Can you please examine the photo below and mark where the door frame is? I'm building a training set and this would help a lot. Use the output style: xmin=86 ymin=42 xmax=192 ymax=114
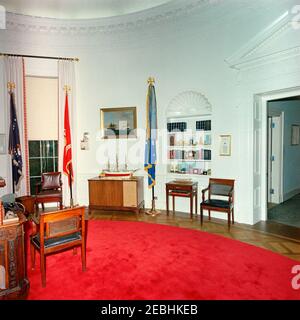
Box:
xmin=254 ymin=86 xmax=300 ymax=222
xmin=267 ymin=113 xmax=284 ymax=205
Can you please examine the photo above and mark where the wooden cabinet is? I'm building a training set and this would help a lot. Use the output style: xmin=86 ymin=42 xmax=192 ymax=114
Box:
xmin=0 ymin=217 xmax=30 ymax=300
xmin=88 ymin=176 xmax=144 ymax=214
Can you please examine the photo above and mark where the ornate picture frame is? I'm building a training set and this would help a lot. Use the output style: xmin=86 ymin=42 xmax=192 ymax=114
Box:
xmin=100 ymin=107 xmax=137 ymax=139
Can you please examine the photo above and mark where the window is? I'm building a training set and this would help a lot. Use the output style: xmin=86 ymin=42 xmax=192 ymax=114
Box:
xmin=26 ymin=76 xmax=58 ymax=195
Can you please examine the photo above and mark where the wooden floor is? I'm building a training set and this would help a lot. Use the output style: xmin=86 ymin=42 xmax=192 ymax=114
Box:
xmin=88 ymin=209 xmax=300 ymax=262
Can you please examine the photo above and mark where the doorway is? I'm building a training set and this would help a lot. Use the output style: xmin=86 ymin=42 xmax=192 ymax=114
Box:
xmin=266 ymin=96 xmax=300 ymax=228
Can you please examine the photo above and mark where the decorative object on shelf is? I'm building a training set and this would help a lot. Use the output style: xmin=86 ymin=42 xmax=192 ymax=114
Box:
xmin=100 ymin=107 xmax=137 ymax=139
xmin=0 ymin=134 xmax=6 ymax=155
xmin=80 ymin=132 xmax=89 ymax=150
xmin=219 ymin=135 xmax=231 ymax=156
xmin=144 ymin=77 xmax=160 ymax=216
xmin=291 ymin=124 xmax=300 ymax=145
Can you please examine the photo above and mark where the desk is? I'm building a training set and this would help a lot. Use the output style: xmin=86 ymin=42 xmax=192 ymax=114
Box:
xmin=166 ymin=181 xmax=198 ymax=218
xmin=0 ymin=213 xmax=29 ymax=300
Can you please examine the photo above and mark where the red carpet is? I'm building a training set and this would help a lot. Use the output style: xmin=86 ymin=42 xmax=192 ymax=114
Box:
xmin=26 ymin=220 xmax=300 ymax=300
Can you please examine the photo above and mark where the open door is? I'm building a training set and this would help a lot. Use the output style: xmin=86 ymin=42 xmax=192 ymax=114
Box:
xmin=253 ymin=95 xmax=267 ymax=222
xmin=267 ymin=115 xmax=283 ymax=205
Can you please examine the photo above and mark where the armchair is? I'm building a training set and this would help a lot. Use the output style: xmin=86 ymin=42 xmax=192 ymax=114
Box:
xmin=200 ymin=178 xmax=235 ymax=229
xmin=35 ymin=172 xmax=63 ymax=211
xmin=30 ymin=206 xmax=86 ymax=287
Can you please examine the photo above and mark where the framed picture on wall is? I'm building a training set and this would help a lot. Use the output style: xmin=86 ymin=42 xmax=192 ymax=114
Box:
xmin=219 ymin=135 xmax=231 ymax=156
xmin=100 ymin=107 xmax=137 ymax=139
xmin=0 ymin=134 xmax=6 ymax=154
xmin=291 ymin=125 xmax=300 ymax=145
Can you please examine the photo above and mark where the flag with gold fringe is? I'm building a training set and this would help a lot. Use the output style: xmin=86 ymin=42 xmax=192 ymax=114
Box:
xmin=144 ymin=79 xmax=157 ymax=188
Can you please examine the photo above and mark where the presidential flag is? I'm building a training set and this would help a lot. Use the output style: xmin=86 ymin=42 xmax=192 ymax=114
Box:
xmin=63 ymin=92 xmax=73 ymax=186
xmin=8 ymin=92 xmax=23 ymax=189
xmin=144 ymin=82 xmax=157 ymax=188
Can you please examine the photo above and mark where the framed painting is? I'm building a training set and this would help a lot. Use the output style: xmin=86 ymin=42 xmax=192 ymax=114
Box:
xmin=291 ymin=124 xmax=300 ymax=145
xmin=100 ymin=107 xmax=137 ymax=139
xmin=219 ymin=134 xmax=231 ymax=156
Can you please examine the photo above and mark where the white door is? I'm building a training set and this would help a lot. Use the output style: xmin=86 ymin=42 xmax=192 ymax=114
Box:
xmin=268 ymin=115 xmax=283 ymax=204
xmin=253 ymin=95 xmax=266 ymax=223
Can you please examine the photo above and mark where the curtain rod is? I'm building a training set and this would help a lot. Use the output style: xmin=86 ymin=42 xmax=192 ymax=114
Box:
xmin=0 ymin=53 xmax=79 ymax=62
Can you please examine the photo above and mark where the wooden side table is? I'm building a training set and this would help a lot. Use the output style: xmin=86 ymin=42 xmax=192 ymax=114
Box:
xmin=166 ymin=181 xmax=198 ymax=218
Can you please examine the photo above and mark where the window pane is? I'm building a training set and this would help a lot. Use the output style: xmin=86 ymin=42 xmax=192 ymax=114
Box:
xmin=29 ymin=158 xmax=41 ymax=176
xmin=29 ymin=141 xmax=40 ymax=158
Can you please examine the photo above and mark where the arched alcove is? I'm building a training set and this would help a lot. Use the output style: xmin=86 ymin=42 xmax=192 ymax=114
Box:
xmin=166 ymin=91 xmax=212 ymax=118
xmin=166 ymin=90 xmax=212 ymax=177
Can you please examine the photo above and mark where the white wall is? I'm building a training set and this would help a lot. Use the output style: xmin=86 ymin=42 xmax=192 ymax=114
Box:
xmin=0 ymin=0 xmax=300 ymax=224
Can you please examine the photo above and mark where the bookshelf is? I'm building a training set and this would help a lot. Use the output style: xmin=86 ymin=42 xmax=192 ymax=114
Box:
xmin=167 ymin=115 xmax=212 ymax=176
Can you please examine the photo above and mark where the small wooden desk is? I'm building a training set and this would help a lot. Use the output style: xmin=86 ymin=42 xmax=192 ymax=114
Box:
xmin=166 ymin=181 xmax=198 ymax=218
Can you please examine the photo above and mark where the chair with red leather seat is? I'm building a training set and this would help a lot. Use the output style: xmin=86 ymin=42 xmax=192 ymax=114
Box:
xmin=35 ymin=172 xmax=63 ymax=211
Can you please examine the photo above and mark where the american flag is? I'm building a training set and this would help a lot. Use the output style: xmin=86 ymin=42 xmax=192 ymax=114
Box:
xmin=8 ymin=92 xmax=23 ymax=189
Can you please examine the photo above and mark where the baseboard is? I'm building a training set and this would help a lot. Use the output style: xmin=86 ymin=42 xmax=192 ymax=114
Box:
xmin=283 ymin=188 xmax=300 ymax=202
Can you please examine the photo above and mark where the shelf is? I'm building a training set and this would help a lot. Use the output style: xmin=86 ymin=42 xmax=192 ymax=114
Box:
xmin=168 ymin=145 xmax=211 ymax=149
xmin=168 ymin=159 xmax=211 ymax=162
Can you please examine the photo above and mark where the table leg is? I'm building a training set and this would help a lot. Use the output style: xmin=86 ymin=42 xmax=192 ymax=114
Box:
xmin=166 ymin=189 xmax=169 ymax=215
xmin=172 ymin=196 xmax=175 ymax=214
xmin=190 ymin=194 xmax=193 ymax=218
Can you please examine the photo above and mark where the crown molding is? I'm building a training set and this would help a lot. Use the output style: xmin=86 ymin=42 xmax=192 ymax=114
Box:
xmin=225 ymin=11 xmax=299 ymax=70
xmin=5 ymin=0 xmax=208 ymax=35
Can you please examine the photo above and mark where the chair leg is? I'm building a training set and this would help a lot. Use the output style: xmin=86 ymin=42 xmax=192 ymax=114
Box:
xmin=208 ymin=210 xmax=211 ymax=221
xmin=41 ymin=203 xmax=45 ymax=211
xmin=40 ymin=252 xmax=46 ymax=287
xmin=81 ymin=243 xmax=86 ymax=272
xmin=227 ymin=212 xmax=231 ymax=230
xmin=30 ymin=241 xmax=36 ymax=270
xmin=200 ymin=207 xmax=203 ymax=226
xmin=60 ymin=201 xmax=63 ymax=210
xmin=232 ymin=208 xmax=235 ymax=224
xmin=190 ymin=196 xmax=193 ymax=218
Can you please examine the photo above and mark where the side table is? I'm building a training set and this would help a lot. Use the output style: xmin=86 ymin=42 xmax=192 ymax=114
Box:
xmin=166 ymin=181 xmax=198 ymax=218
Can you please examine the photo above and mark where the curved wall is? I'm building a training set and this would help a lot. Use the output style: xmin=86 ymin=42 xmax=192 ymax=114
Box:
xmin=0 ymin=0 xmax=299 ymax=224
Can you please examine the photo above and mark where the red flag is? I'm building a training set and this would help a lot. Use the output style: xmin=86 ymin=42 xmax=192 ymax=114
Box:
xmin=63 ymin=93 xmax=73 ymax=186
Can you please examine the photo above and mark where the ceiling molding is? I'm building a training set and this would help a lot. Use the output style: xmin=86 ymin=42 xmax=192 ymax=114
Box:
xmin=225 ymin=11 xmax=299 ymax=70
xmin=4 ymin=0 xmax=208 ymax=35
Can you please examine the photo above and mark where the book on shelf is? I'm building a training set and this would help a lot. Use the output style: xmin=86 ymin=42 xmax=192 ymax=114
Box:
xmin=196 ymin=120 xmax=211 ymax=131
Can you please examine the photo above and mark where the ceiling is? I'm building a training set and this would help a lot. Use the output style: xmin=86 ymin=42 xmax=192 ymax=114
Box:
xmin=0 ymin=0 xmax=173 ymax=19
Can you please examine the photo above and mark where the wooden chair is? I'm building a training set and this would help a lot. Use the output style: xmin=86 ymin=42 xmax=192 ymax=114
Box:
xmin=200 ymin=178 xmax=235 ymax=229
xmin=35 ymin=172 xmax=63 ymax=211
xmin=30 ymin=206 xmax=86 ymax=287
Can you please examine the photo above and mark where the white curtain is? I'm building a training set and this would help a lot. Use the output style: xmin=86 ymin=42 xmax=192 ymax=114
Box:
xmin=3 ymin=56 xmax=28 ymax=196
xmin=58 ymin=60 xmax=77 ymax=207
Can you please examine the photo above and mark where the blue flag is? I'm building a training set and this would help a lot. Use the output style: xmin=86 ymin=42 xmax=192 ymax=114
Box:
xmin=144 ymin=83 xmax=157 ymax=188
xmin=8 ymin=92 xmax=23 ymax=189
